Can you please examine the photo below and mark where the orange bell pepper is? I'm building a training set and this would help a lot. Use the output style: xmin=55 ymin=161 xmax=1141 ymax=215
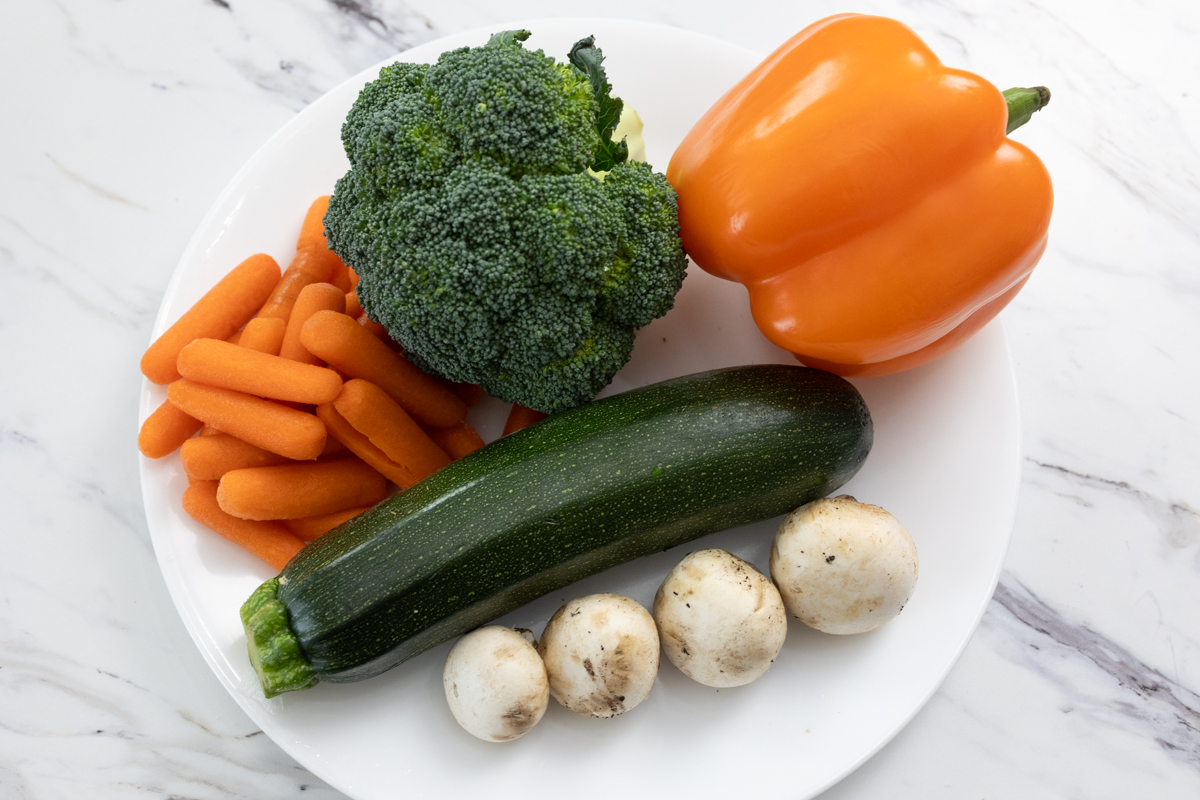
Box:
xmin=667 ymin=14 xmax=1053 ymax=376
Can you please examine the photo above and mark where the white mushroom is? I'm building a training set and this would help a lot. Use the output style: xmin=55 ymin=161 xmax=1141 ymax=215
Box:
xmin=538 ymin=593 xmax=659 ymax=718
xmin=442 ymin=626 xmax=549 ymax=742
xmin=770 ymin=495 xmax=919 ymax=635
xmin=653 ymin=548 xmax=787 ymax=688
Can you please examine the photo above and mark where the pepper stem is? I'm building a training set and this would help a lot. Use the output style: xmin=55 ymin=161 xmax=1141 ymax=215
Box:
xmin=1003 ymin=86 xmax=1051 ymax=134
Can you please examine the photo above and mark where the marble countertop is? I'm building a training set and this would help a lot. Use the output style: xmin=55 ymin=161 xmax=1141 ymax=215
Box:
xmin=3 ymin=0 xmax=1198 ymax=797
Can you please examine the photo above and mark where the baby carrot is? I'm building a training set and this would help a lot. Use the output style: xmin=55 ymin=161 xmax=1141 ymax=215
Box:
xmin=358 ymin=315 xmax=401 ymax=350
xmin=284 ymin=506 xmax=371 ymax=542
xmin=168 ymin=380 xmax=326 ymax=460
xmin=438 ymin=379 xmax=483 ymax=407
xmin=199 ymin=423 xmax=222 ymax=436
xmin=328 ymin=260 xmax=352 ymax=294
xmin=216 ymin=458 xmax=388 ymax=520
xmin=348 ymin=265 xmax=359 ymax=290
xmin=141 ymin=253 xmax=281 ymax=384
xmin=238 ymin=316 xmax=287 ymax=356
xmin=297 ymin=195 xmax=332 ymax=251
xmin=504 ymin=404 xmax=549 ymax=436
xmin=301 ymin=310 xmax=466 ymax=428
xmin=177 ymin=338 xmax=342 ymax=405
xmin=320 ymin=434 xmax=352 ymax=459
xmin=426 ymin=421 xmax=486 ymax=460
xmin=279 ymin=282 xmax=345 ymax=365
xmin=180 ymin=433 xmax=294 ymax=481
xmin=345 ymin=290 xmax=363 ymax=319
xmin=256 ymin=248 xmax=338 ymax=321
xmin=335 ymin=379 xmax=451 ymax=483
xmin=183 ymin=481 xmax=304 ymax=571
xmin=138 ymin=396 xmax=203 ymax=459
xmin=315 ymin=402 xmax=417 ymax=488
xmin=227 ymin=329 xmax=243 ymax=345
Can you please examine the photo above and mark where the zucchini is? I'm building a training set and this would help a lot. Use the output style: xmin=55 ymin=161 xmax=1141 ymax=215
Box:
xmin=241 ymin=365 xmax=872 ymax=696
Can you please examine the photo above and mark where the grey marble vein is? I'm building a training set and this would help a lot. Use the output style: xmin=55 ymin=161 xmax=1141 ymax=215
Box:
xmin=992 ymin=577 xmax=1200 ymax=768
xmin=1030 ymin=459 xmax=1200 ymax=552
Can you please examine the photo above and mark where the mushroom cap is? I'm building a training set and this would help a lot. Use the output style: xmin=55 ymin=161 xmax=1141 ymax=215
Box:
xmin=443 ymin=626 xmax=549 ymax=742
xmin=538 ymin=593 xmax=659 ymax=718
xmin=653 ymin=548 xmax=787 ymax=688
xmin=770 ymin=495 xmax=919 ymax=635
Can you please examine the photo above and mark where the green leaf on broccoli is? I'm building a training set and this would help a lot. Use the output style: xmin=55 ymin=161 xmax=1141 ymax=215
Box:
xmin=568 ymin=36 xmax=629 ymax=173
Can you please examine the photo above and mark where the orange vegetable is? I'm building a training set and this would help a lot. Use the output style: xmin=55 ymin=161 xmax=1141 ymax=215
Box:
xmin=177 ymin=338 xmax=343 ymax=405
xmin=279 ymin=282 xmax=346 ymax=365
xmin=666 ymin=14 xmax=1053 ymax=377
xmin=301 ymin=310 xmax=466 ymax=428
xmin=141 ymin=253 xmax=280 ymax=384
xmin=426 ymin=421 xmax=486 ymax=460
xmin=358 ymin=314 xmax=400 ymax=349
xmin=334 ymin=380 xmax=451 ymax=483
xmin=439 ymin=379 xmax=483 ymax=407
xmin=320 ymin=434 xmax=352 ymax=459
xmin=167 ymin=380 xmax=326 ymax=460
xmin=297 ymin=195 xmax=332 ymax=252
xmin=503 ymin=404 xmax=548 ymax=436
xmin=315 ymin=402 xmax=417 ymax=488
xmin=237 ymin=316 xmax=287 ymax=356
xmin=180 ymin=433 xmax=294 ymax=481
xmin=216 ymin=458 xmax=388 ymax=520
xmin=256 ymin=248 xmax=339 ymax=321
xmin=182 ymin=481 xmax=304 ymax=570
xmin=284 ymin=507 xmax=371 ymax=542
xmin=297 ymin=196 xmax=350 ymax=292
xmin=138 ymin=397 xmax=203 ymax=459
xmin=345 ymin=289 xmax=363 ymax=320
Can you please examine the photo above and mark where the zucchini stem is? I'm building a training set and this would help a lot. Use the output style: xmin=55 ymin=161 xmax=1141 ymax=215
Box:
xmin=241 ymin=578 xmax=318 ymax=697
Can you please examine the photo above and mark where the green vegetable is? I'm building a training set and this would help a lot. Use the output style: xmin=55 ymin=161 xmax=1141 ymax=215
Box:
xmin=324 ymin=30 xmax=688 ymax=413
xmin=241 ymin=365 xmax=873 ymax=697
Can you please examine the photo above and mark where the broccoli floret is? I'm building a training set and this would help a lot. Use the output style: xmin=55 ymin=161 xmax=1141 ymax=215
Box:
xmin=325 ymin=30 xmax=687 ymax=412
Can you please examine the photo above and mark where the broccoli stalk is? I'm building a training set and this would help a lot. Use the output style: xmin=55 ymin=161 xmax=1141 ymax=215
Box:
xmin=324 ymin=31 xmax=687 ymax=413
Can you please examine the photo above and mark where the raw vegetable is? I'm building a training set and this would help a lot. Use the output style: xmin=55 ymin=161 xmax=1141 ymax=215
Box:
xmin=300 ymin=310 xmax=467 ymax=428
xmin=216 ymin=457 xmax=388 ymax=521
xmin=667 ymin=13 xmax=1053 ymax=377
xmin=285 ymin=507 xmax=372 ymax=542
xmin=179 ymin=433 xmax=295 ymax=481
xmin=323 ymin=30 xmax=688 ymax=413
xmin=140 ymin=253 xmax=280 ymax=384
xmin=255 ymin=247 xmax=339 ymax=321
xmin=332 ymin=379 xmax=451 ymax=483
xmin=237 ymin=316 xmax=287 ymax=356
xmin=137 ymin=399 xmax=203 ymax=459
xmin=297 ymin=196 xmax=336 ymax=254
xmin=443 ymin=626 xmax=550 ymax=742
xmin=279 ymin=282 xmax=346 ymax=364
xmin=183 ymin=481 xmax=305 ymax=571
xmin=167 ymin=380 xmax=327 ymax=460
xmin=539 ymin=594 xmax=659 ymax=718
xmin=425 ymin=421 xmax=485 ymax=460
xmin=239 ymin=364 xmax=872 ymax=696
xmin=770 ymin=495 xmax=918 ymax=634
xmin=314 ymin=401 xmax=419 ymax=488
xmin=502 ymin=403 xmax=548 ymax=436
xmin=176 ymin=338 xmax=343 ymax=405
xmin=652 ymin=549 xmax=786 ymax=687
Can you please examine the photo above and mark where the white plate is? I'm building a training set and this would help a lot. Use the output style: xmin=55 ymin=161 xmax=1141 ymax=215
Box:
xmin=140 ymin=18 xmax=1020 ymax=800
